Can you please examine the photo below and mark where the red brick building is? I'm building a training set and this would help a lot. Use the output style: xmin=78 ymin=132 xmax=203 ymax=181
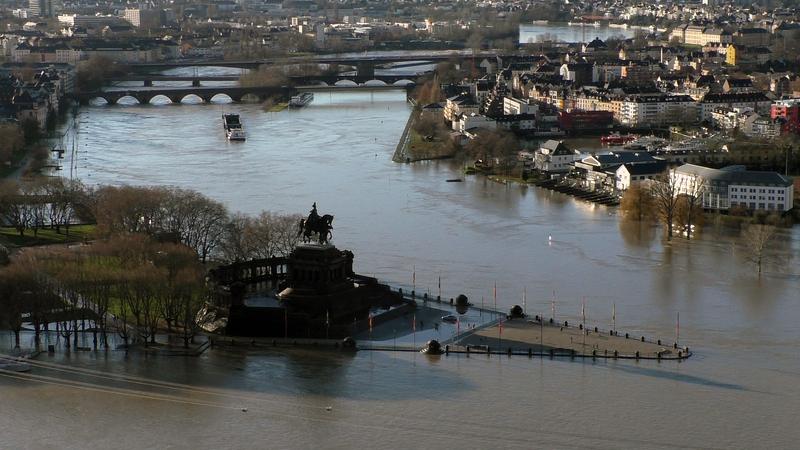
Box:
xmin=771 ymin=99 xmax=800 ymax=135
xmin=558 ymin=110 xmax=614 ymax=132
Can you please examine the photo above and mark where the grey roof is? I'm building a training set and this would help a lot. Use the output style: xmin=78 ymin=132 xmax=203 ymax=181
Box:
xmin=586 ymin=152 xmax=657 ymax=167
xmin=675 ymin=164 xmax=793 ymax=186
xmin=540 ymin=139 xmax=569 ymax=153
xmin=620 ymin=161 xmax=668 ymax=176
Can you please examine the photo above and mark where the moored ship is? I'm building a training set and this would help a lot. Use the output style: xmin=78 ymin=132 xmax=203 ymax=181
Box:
xmin=289 ymin=92 xmax=314 ymax=108
xmin=600 ymin=133 xmax=637 ymax=145
xmin=222 ymin=113 xmax=246 ymax=141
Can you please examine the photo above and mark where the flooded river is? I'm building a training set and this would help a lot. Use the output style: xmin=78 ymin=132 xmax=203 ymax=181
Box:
xmin=3 ymin=89 xmax=800 ymax=449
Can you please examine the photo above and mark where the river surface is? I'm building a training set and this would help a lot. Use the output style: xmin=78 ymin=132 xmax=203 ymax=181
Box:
xmin=519 ymin=23 xmax=637 ymax=44
xmin=3 ymin=89 xmax=800 ymax=449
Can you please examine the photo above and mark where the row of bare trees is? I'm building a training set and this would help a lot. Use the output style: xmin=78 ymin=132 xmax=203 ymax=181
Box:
xmin=0 ymin=178 xmax=87 ymax=237
xmin=0 ymin=183 xmax=306 ymax=350
xmin=0 ymin=235 xmax=207 ymax=350
xmin=90 ymin=185 xmax=302 ymax=263
xmin=0 ymin=181 xmax=303 ymax=263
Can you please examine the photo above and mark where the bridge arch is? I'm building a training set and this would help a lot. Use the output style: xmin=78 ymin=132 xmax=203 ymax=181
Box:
xmin=334 ymin=80 xmax=358 ymax=87
xmin=116 ymin=95 xmax=141 ymax=105
xmin=364 ymin=79 xmax=388 ymax=87
xmin=392 ymin=79 xmax=416 ymax=87
xmin=209 ymin=93 xmax=234 ymax=103
xmin=88 ymin=97 xmax=110 ymax=106
xmin=178 ymin=94 xmax=203 ymax=104
xmin=148 ymin=94 xmax=173 ymax=105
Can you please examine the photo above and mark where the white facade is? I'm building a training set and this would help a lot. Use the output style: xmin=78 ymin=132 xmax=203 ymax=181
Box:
xmin=534 ymin=140 xmax=580 ymax=173
xmin=620 ymin=95 xmax=698 ymax=127
xmin=727 ymin=184 xmax=793 ymax=211
xmin=672 ymin=164 xmax=794 ymax=212
xmin=454 ymin=113 xmax=496 ymax=132
xmin=503 ymin=97 xmax=536 ymax=115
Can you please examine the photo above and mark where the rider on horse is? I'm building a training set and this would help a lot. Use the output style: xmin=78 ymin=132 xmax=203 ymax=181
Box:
xmin=298 ymin=202 xmax=334 ymax=244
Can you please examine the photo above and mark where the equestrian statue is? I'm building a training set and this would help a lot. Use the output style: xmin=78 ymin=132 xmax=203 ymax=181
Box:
xmin=298 ymin=202 xmax=334 ymax=245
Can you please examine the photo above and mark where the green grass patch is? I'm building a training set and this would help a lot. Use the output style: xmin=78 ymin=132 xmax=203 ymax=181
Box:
xmin=0 ymin=224 xmax=96 ymax=247
xmin=407 ymin=130 xmax=453 ymax=161
xmin=267 ymin=102 xmax=288 ymax=112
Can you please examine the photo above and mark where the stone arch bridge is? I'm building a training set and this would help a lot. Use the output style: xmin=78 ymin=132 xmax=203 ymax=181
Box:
xmin=78 ymin=86 xmax=294 ymax=105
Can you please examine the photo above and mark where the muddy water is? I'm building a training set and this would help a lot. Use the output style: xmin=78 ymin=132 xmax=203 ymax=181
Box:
xmin=4 ymin=89 xmax=798 ymax=449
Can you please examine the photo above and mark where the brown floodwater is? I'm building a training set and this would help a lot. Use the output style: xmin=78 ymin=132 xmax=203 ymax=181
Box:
xmin=3 ymin=88 xmax=798 ymax=449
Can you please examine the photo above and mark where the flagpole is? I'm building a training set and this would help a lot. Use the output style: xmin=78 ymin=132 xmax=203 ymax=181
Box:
xmin=413 ymin=313 xmax=416 ymax=350
xmin=582 ymin=297 xmax=586 ymax=353
xmin=493 ymin=282 xmax=497 ymax=311
xmin=612 ymin=302 xmax=616 ymax=334
xmin=499 ymin=315 xmax=502 ymax=350
xmin=523 ymin=287 xmax=527 ymax=316
xmin=540 ymin=311 xmax=543 ymax=350
xmin=438 ymin=274 xmax=441 ymax=300
xmin=551 ymin=290 xmax=556 ymax=322
xmin=412 ymin=265 xmax=416 ymax=293
xmin=676 ymin=311 xmax=680 ymax=345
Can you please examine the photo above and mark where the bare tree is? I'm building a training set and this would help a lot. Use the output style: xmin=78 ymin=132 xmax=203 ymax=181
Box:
xmin=0 ymin=263 xmax=33 ymax=349
xmin=620 ymin=183 xmax=656 ymax=222
xmin=675 ymin=175 xmax=706 ymax=240
xmin=649 ymin=171 xmax=683 ymax=241
xmin=741 ymin=224 xmax=777 ymax=275
xmin=0 ymin=181 xmax=32 ymax=237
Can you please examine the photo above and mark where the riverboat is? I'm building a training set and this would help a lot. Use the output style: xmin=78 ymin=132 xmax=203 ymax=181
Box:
xmin=663 ymin=139 xmax=705 ymax=153
xmin=289 ymin=92 xmax=314 ymax=108
xmin=623 ymin=136 xmax=668 ymax=151
xmin=568 ymin=21 xmax=601 ymax=27
xmin=530 ymin=20 xmax=549 ymax=25
xmin=222 ymin=113 xmax=246 ymax=141
xmin=600 ymin=133 xmax=637 ymax=145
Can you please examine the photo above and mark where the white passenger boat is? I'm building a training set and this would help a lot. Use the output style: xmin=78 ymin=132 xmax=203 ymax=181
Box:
xmin=289 ymin=92 xmax=314 ymax=108
xmin=222 ymin=113 xmax=246 ymax=141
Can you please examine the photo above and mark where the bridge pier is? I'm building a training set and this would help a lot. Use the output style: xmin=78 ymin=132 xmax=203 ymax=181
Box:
xmin=144 ymin=79 xmax=153 ymax=87
xmin=356 ymin=61 xmax=375 ymax=79
xmin=192 ymin=79 xmax=201 ymax=87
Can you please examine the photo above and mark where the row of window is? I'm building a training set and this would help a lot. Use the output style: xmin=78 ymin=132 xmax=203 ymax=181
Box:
xmin=731 ymin=187 xmax=784 ymax=194
xmin=731 ymin=194 xmax=785 ymax=201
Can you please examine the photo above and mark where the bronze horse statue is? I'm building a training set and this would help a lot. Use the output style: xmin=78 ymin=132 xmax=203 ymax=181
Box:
xmin=298 ymin=213 xmax=334 ymax=245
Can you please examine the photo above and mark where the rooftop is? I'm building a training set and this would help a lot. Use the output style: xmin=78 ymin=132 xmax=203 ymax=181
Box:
xmin=675 ymin=164 xmax=793 ymax=187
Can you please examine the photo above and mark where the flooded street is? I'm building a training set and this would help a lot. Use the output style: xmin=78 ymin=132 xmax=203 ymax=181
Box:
xmin=4 ymin=89 xmax=800 ymax=449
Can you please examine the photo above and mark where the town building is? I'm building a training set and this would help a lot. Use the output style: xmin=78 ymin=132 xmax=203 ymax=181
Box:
xmin=533 ymin=140 xmax=581 ymax=173
xmin=672 ymin=164 xmax=794 ymax=212
xmin=443 ymin=93 xmax=479 ymax=124
xmin=575 ymin=152 xmax=660 ymax=190
xmin=503 ymin=97 xmax=536 ymax=115
xmin=614 ymin=161 xmax=668 ymax=191
xmin=453 ymin=113 xmax=495 ymax=132
xmin=619 ymin=94 xmax=698 ymax=127
xmin=771 ymin=99 xmax=800 ymax=135
xmin=700 ymin=92 xmax=772 ymax=121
